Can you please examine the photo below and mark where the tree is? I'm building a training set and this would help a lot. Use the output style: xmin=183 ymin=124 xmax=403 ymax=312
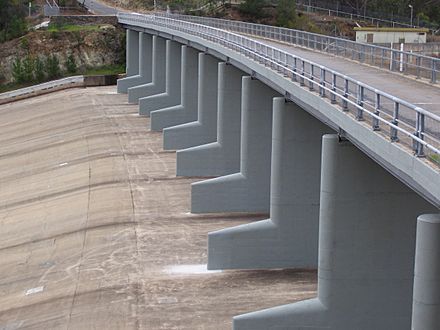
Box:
xmin=12 ymin=58 xmax=24 ymax=83
xmin=65 ymin=54 xmax=77 ymax=74
xmin=22 ymin=56 xmax=34 ymax=82
xmin=0 ymin=0 xmax=28 ymax=42
xmin=277 ymin=0 xmax=297 ymax=28
xmin=46 ymin=55 xmax=61 ymax=79
xmin=239 ymin=0 xmax=267 ymax=19
xmin=35 ymin=56 xmax=45 ymax=83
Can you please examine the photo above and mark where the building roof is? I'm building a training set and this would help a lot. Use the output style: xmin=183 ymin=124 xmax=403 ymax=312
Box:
xmin=353 ymin=27 xmax=429 ymax=33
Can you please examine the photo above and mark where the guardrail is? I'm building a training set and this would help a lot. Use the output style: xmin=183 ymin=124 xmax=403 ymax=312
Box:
xmin=156 ymin=13 xmax=440 ymax=85
xmin=119 ymin=12 xmax=440 ymax=164
xmin=0 ymin=76 xmax=84 ymax=104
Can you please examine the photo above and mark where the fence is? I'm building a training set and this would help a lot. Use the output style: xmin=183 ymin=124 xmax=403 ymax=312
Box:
xmin=118 ymin=13 xmax=440 ymax=164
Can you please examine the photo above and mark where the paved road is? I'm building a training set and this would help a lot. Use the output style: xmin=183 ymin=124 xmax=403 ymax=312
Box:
xmin=78 ymin=0 xmax=119 ymax=15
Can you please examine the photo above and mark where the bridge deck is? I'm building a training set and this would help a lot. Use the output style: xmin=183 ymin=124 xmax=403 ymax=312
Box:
xmin=256 ymin=38 xmax=440 ymax=115
xmin=0 ymin=87 xmax=315 ymax=329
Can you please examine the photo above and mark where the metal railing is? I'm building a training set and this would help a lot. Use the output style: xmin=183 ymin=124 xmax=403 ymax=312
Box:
xmin=0 ymin=76 xmax=84 ymax=104
xmin=118 ymin=13 xmax=440 ymax=164
xmin=156 ymin=13 xmax=440 ymax=85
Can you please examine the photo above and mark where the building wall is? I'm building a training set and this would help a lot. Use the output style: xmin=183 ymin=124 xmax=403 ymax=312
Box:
xmin=356 ymin=31 xmax=427 ymax=44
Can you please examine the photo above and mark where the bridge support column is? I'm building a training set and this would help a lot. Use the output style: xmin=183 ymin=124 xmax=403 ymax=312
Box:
xmin=233 ymin=134 xmax=434 ymax=330
xmin=150 ymin=46 xmax=199 ymax=131
xmin=139 ymin=40 xmax=181 ymax=116
xmin=191 ymin=77 xmax=279 ymax=214
xmin=162 ymin=53 xmax=220 ymax=150
xmin=175 ymin=63 xmax=246 ymax=177
xmin=412 ymin=213 xmax=440 ymax=330
xmin=208 ymin=98 xmax=332 ymax=270
xmin=117 ymin=29 xmax=142 ymax=93
xmin=127 ymin=36 xmax=166 ymax=104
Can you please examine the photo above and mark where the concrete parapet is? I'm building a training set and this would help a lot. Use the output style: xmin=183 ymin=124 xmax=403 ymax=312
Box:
xmin=412 ymin=213 xmax=440 ymax=330
xmin=117 ymin=29 xmax=142 ymax=93
xmin=139 ymin=40 xmax=181 ymax=116
xmin=208 ymin=98 xmax=332 ymax=270
xmin=127 ymin=36 xmax=166 ymax=104
xmin=175 ymin=63 xmax=247 ymax=177
xmin=233 ymin=134 xmax=435 ymax=330
xmin=163 ymin=53 xmax=220 ymax=150
xmin=150 ymin=46 xmax=199 ymax=131
xmin=191 ymin=77 xmax=279 ymax=214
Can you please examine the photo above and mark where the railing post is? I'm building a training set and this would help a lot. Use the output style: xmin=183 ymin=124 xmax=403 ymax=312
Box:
xmin=416 ymin=56 xmax=421 ymax=79
xmin=432 ymin=59 xmax=437 ymax=84
xmin=292 ymin=57 xmax=297 ymax=82
xmin=309 ymin=64 xmax=315 ymax=90
xmin=391 ymin=102 xmax=399 ymax=142
xmin=356 ymin=85 xmax=364 ymax=121
xmin=320 ymin=68 xmax=326 ymax=97
xmin=331 ymin=73 xmax=337 ymax=104
xmin=381 ymin=48 xmax=385 ymax=68
xmin=414 ymin=112 xmax=425 ymax=157
xmin=373 ymin=93 xmax=380 ymax=131
xmin=342 ymin=79 xmax=349 ymax=111
xmin=300 ymin=60 xmax=305 ymax=86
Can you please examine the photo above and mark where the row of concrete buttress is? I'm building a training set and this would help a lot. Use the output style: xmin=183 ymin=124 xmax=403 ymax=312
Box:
xmin=117 ymin=28 xmax=440 ymax=330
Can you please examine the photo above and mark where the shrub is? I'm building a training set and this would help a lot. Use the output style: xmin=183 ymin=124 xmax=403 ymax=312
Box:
xmin=46 ymin=55 xmax=61 ymax=79
xmin=12 ymin=58 xmax=24 ymax=83
xmin=35 ymin=56 xmax=46 ymax=82
xmin=65 ymin=54 xmax=77 ymax=74
xmin=239 ymin=0 xmax=266 ymax=19
xmin=22 ymin=56 xmax=35 ymax=82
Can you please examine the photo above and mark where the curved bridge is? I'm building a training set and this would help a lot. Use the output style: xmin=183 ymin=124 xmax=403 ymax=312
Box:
xmin=117 ymin=13 xmax=440 ymax=330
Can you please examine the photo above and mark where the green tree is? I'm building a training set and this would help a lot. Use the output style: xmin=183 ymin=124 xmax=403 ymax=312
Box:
xmin=239 ymin=0 xmax=267 ymax=19
xmin=277 ymin=0 xmax=297 ymax=28
xmin=65 ymin=54 xmax=77 ymax=74
xmin=12 ymin=57 xmax=24 ymax=83
xmin=46 ymin=55 xmax=61 ymax=79
xmin=0 ymin=0 xmax=28 ymax=42
xmin=22 ymin=56 xmax=34 ymax=82
xmin=35 ymin=56 xmax=45 ymax=83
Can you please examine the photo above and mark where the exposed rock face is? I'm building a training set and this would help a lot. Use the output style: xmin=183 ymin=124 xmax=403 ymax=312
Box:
xmin=0 ymin=25 xmax=125 ymax=84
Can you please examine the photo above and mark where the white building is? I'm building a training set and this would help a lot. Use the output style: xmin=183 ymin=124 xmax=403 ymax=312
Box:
xmin=354 ymin=27 xmax=429 ymax=44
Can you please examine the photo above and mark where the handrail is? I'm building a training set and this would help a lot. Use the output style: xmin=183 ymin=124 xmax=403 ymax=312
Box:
xmin=155 ymin=13 xmax=440 ymax=85
xmin=118 ymin=12 xmax=440 ymax=162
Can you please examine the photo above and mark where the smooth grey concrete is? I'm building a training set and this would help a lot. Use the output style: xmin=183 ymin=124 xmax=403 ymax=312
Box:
xmin=117 ymin=32 xmax=152 ymax=94
xmin=191 ymin=77 xmax=280 ymax=214
xmin=127 ymin=36 xmax=166 ymax=104
xmin=133 ymin=21 xmax=440 ymax=209
xmin=176 ymin=63 xmax=247 ymax=177
xmin=138 ymin=40 xmax=182 ymax=116
xmin=412 ymin=213 xmax=440 ymax=330
xmin=233 ymin=134 xmax=435 ymax=330
xmin=125 ymin=29 xmax=139 ymax=77
xmin=150 ymin=46 xmax=199 ymax=131
xmin=208 ymin=98 xmax=332 ymax=270
xmin=163 ymin=53 xmax=220 ymax=150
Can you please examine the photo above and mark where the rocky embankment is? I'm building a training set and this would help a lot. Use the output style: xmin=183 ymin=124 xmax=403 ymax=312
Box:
xmin=0 ymin=18 xmax=125 ymax=85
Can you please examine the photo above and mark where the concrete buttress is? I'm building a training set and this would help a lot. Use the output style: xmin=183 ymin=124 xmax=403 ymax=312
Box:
xmin=207 ymin=98 xmax=332 ymax=270
xmin=138 ymin=40 xmax=182 ymax=116
xmin=233 ymin=134 xmax=435 ymax=330
xmin=127 ymin=36 xmax=166 ymax=104
xmin=150 ymin=46 xmax=199 ymax=131
xmin=162 ymin=53 xmax=220 ymax=150
xmin=175 ymin=63 xmax=246 ymax=177
xmin=412 ymin=213 xmax=440 ymax=330
xmin=117 ymin=32 xmax=152 ymax=94
xmin=191 ymin=77 xmax=280 ymax=214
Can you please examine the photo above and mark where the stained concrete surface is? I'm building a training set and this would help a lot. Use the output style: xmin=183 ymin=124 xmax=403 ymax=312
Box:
xmin=0 ymin=86 xmax=316 ymax=329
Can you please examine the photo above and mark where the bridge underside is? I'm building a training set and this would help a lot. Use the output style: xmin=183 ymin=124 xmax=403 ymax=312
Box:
xmin=117 ymin=28 xmax=440 ymax=330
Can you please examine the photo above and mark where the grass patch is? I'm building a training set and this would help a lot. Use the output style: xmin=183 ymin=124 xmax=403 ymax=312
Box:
xmin=47 ymin=24 xmax=103 ymax=32
xmin=84 ymin=64 xmax=125 ymax=76
xmin=429 ymin=153 xmax=440 ymax=166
